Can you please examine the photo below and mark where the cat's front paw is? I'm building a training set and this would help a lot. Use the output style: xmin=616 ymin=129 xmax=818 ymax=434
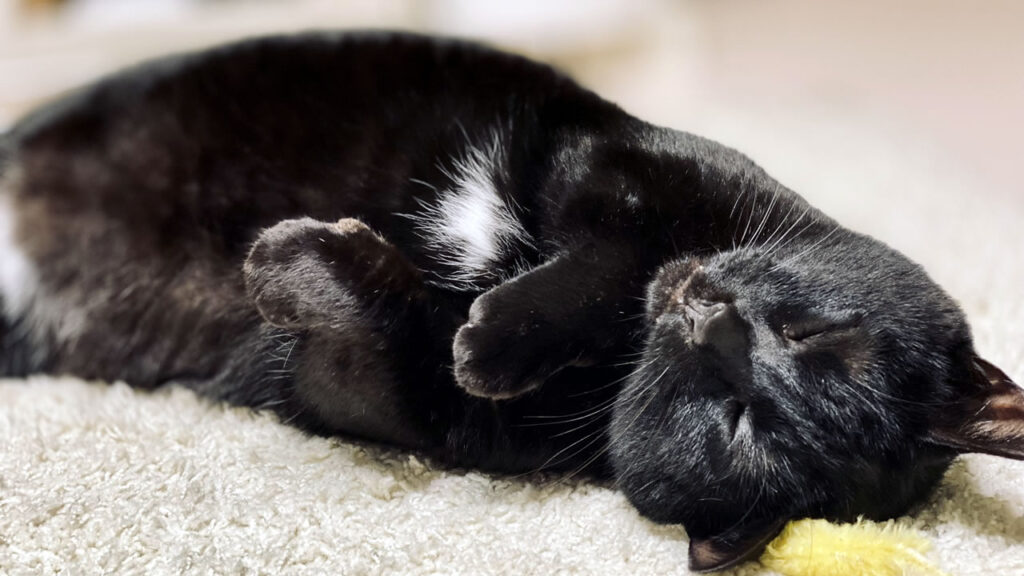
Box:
xmin=452 ymin=293 xmax=560 ymax=399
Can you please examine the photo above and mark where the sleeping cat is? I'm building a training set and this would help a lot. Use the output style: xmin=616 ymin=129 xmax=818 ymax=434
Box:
xmin=1 ymin=31 xmax=1021 ymax=572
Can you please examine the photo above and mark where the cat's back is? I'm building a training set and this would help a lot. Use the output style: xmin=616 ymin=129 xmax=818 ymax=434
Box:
xmin=0 ymin=32 xmax=617 ymax=382
xmin=8 ymin=31 xmax=574 ymax=150
xmin=2 ymin=32 xmax=598 ymax=254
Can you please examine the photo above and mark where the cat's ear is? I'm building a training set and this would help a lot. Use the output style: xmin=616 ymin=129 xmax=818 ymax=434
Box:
xmin=926 ymin=356 xmax=1024 ymax=460
xmin=243 ymin=217 xmax=419 ymax=331
xmin=687 ymin=520 xmax=785 ymax=573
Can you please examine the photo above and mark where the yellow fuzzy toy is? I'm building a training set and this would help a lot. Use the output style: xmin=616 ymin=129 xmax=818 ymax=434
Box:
xmin=760 ymin=518 xmax=948 ymax=576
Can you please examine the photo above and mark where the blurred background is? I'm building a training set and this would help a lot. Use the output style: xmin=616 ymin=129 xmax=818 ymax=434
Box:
xmin=2 ymin=0 xmax=1021 ymax=199
xmin=1 ymin=0 xmax=1021 ymax=364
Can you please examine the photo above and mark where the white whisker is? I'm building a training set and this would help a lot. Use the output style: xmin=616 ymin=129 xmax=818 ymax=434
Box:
xmin=757 ymin=196 xmax=799 ymax=256
xmin=761 ymin=206 xmax=812 ymax=259
xmin=771 ymin=225 xmax=841 ymax=272
xmin=748 ymin=183 xmax=781 ymax=249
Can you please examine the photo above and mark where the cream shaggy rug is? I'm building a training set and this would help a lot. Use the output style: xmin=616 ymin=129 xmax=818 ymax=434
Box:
xmin=1 ymin=106 xmax=1023 ymax=576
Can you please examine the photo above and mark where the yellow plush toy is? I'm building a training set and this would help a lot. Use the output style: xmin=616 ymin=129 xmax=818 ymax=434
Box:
xmin=759 ymin=518 xmax=948 ymax=576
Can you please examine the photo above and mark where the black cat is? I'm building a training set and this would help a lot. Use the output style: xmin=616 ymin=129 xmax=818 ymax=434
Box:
xmin=1 ymin=32 xmax=1020 ymax=572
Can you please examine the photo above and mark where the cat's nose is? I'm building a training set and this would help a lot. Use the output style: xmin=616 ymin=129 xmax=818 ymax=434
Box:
xmin=684 ymin=299 xmax=749 ymax=360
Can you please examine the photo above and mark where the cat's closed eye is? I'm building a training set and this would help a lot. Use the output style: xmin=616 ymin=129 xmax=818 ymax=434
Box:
xmin=781 ymin=311 xmax=864 ymax=343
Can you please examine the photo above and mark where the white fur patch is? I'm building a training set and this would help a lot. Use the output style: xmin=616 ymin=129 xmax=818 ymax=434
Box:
xmin=0 ymin=188 xmax=38 ymax=319
xmin=406 ymin=138 xmax=533 ymax=290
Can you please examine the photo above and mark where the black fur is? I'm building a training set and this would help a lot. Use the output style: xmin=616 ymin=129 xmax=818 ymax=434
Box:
xmin=2 ymin=31 xmax=1021 ymax=572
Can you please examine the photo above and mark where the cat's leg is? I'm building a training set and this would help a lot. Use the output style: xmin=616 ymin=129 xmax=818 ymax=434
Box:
xmin=453 ymin=241 xmax=644 ymax=399
xmin=243 ymin=217 xmax=458 ymax=446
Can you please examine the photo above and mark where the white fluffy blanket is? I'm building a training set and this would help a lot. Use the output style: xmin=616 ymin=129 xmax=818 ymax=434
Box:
xmin=1 ymin=108 xmax=1022 ymax=576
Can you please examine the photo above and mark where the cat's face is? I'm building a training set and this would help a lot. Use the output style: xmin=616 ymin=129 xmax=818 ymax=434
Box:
xmin=609 ymin=225 xmax=1024 ymax=572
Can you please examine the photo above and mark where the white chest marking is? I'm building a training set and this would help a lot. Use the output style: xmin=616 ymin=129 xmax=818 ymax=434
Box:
xmin=409 ymin=137 xmax=533 ymax=290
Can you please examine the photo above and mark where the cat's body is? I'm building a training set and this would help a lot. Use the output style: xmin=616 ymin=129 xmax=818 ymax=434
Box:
xmin=3 ymin=32 xmax=1022 ymax=572
xmin=0 ymin=32 xmax=640 ymax=472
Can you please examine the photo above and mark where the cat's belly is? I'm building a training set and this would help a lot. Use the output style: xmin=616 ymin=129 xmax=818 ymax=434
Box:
xmin=0 ymin=186 xmax=36 ymax=325
xmin=0 ymin=169 xmax=260 ymax=384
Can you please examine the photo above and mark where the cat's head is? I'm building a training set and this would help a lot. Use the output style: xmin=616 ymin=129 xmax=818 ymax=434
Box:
xmin=609 ymin=224 xmax=1024 ymax=573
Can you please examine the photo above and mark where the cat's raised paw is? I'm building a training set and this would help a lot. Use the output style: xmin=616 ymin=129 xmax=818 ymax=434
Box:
xmin=452 ymin=293 xmax=562 ymax=399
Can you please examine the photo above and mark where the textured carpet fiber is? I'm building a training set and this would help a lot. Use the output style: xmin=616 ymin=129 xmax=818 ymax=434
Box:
xmin=1 ymin=109 xmax=1022 ymax=575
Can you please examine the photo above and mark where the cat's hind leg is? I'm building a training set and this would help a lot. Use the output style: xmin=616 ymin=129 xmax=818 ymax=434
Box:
xmin=244 ymin=217 xmax=458 ymax=447
xmin=245 ymin=217 xmax=427 ymax=331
